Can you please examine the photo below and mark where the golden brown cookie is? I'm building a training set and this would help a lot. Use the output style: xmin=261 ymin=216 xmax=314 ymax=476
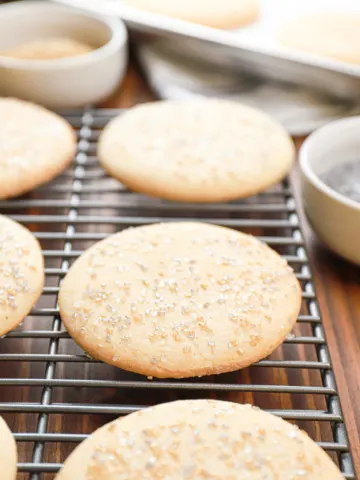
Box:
xmin=0 ymin=97 xmax=76 ymax=199
xmin=98 ymin=100 xmax=295 ymax=203
xmin=2 ymin=38 xmax=93 ymax=60
xmin=0 ymin=215 xmax=44 ymax=336
xmin=59 ymin=222 xmax=301 ymax=378
xmin=56 ymin=399 xmax=343 ymax=480
xmin=279 ymin=13 xmax=360 ymax=65
xmin=0 ymin=416 xmax=17 ymax=480
xmin=123 ymin=0 xmax=259 ymax=29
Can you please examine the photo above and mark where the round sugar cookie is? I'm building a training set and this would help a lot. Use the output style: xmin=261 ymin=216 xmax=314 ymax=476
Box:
xmin=123 ymin=0 xmax=259 ymax=29
xmin=0 ymin=417 xmax=17 ymax=480
xmin=0 ymin=215 xmax=44 ymax=336
xmin=0 ymin=98 xmax=76 ymax=199
xmin=2 ymin=38 xmax=93 ymax=60
xmin=279 ymin=13 xmax=360 ymax=65
xmin=98 ymin=100 xmax=295 ymax=203
xmin=59 ymin=222 xmax=301 ymax=378
xmin=56 ymin=399 xmax=343 ymax=480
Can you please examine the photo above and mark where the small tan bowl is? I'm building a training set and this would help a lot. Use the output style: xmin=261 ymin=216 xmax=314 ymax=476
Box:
xmin=0 ymin=1 xmax=128 ymax=108
xmin=300 ymin=116 xmax=360 ymax=265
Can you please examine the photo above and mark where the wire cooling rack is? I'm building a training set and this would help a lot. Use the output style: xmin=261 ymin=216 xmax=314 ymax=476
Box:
xmin=0 ymin=109 xmax=355 ymax=479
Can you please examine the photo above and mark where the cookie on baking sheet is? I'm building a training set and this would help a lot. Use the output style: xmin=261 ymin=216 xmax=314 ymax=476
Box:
xmin=2 ymin=38 xmax=93 ymax=60
xmin=56 ymin=399 xmax=343 ymax=479
xmin=0 ymin=416 xmax=17 ymax=480
xmin=98 ymin=100 xmax=295 ymax=203
xmin=123 ymin=0 xmax=259 ymax=29
xmin=0 ymin=97 xmax=76 ymax=199
xmin=0 ymin=215 xmax=44 ymax=336
xmin=279 ymin=13 xmax=360 ymax=65
xmin=59 ymin=222 xmax=301 ymax=379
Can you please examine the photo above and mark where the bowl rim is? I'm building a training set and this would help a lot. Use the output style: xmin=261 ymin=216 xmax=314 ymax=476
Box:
xmin=0 ymin=0 xmax=127 ymax=70
xmin=299 ymin=115 xmax=360 ymax=212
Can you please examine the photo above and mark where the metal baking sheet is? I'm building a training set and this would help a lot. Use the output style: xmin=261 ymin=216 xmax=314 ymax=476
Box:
xmin=53 ymin=0 xmax=360 ymax=99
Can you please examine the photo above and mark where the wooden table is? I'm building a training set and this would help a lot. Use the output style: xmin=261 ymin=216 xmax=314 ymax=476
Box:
xmin=105 ymin=66 xmax=360 ymax=475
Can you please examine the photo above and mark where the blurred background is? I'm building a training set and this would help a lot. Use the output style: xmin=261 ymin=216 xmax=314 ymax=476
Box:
xmin=1 ymin=0 xmax=360 ymax=136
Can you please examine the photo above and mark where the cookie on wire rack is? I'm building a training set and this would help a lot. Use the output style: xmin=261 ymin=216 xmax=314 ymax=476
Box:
xmin=0 ymin=215 xmax=44 ymax=336
xmin=0 ymin=97 xmax=76 ymax=199
xmin=56 ymin=399 xmax=344 ymax=479
xmin=0 ymin=416 xmax=17 ymax=480
xmin=98 ymin=99 xmax=295 ymax=203
xmin=59 ymin=222 xmax=301 ymax=379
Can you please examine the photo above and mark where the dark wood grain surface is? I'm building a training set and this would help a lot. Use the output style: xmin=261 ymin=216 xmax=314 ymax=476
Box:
xmin=1 ymin=66 xmax=359 ymax=479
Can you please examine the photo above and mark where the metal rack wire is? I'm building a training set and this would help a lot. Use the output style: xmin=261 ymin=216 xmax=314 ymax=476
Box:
xmin=0 ymin=109 xmax=355 ymax=479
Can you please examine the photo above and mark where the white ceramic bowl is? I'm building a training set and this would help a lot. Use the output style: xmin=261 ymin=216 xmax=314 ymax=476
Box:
xmin=0 ymin=1 xmax=128 ymax=108
xmin=300 ymin=116 xmax=360 ymax=265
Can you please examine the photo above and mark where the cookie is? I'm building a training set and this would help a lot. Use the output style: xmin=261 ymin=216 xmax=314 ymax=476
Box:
xmin=59 ymin=222 xmax=301 ymax=379
xmin=98 ymin=100 xmax=295 ymax=203
xmin=2 ymin=38 xmax=93 ymax=60
xmin=0 ymin=215 xmax=44 ymax=336
xmin=56 ymin=399 xmax=343 ymax=479
xmin=0 ymin=97 xmax=76 ymax=199
xmin=0 ymin=416 xmax=17 ymax=480
xmin=123 ymin=0 xmax=259 ymax=29
xmin=279 ymin=13 xmax=360 ymax=65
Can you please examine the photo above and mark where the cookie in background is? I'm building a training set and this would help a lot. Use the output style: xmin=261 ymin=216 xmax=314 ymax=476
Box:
xmin=123 ymin=0 xmax=260 ymax=29
xmin=279 ymin=12 xmax=360 ymax=65
xmin=98 ymin=99 xmax=295 ymax=203
xmin=0 ymin=97 xmax=76 ymax=199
